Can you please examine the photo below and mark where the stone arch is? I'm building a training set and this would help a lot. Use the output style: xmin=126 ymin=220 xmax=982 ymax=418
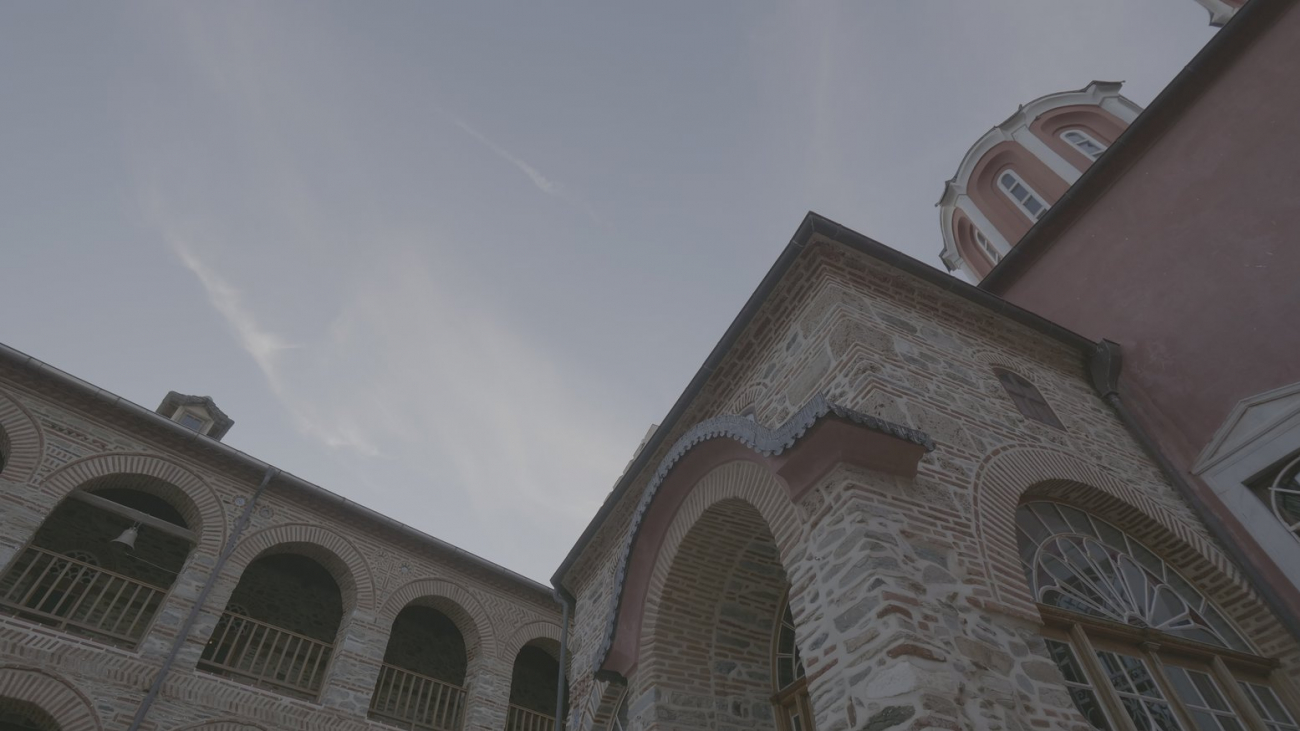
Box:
xmin=502 ymin=621 xmax=563 ymax=663
xmin=0 ymin=390 xmax=43 ymax=484
xmin=972 ymin=445 xmax=1241 ymax=616
xmin=379 ymin=577 xmax=497 ymax=662
xmin=578 ymin=679 xmax=626 ymax=731
xmin=172 ymin=721 xmax=268 ymax=731
xmin=724 ymin=381 xmax=771 ymax=418
xmin=226 ymin=523 xmax=375 ymax=616
xmin=0 ymin=665 xmax=102 ymax=731
xmin=39 ymin=453 xmax=226 ymax=555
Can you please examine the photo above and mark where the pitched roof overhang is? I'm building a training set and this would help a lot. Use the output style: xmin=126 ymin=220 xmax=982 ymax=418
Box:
xmin=551 ymin=212 xmax=1093 ymax=601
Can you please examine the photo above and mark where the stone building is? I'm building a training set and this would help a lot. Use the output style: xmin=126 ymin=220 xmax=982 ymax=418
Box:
xmin=2 ymin=1 xmax=1298 ymax=731
xmin=0 ymin=361 xmax=568 ymax=731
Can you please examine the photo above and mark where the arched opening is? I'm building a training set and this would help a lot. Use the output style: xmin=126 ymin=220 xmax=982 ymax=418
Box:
xmin=506 ymin=640 xmax=566 ymax=731
xmin=370 ymin=603 xmax=469 ymax=731
xmin=0 ymin=474 xmax=197 ymax=647
xmin=1017 ymin=501 xmax=1300 ymax=731
xmin=0 ymin=424 xmax=11 ymax=476
xmin=772 ymin=593 xmax=813 ymax=731
xmin=199 ymin=550 xmax=345 ymax=699
xmin=640 ymin=498 xmax=796 ymax=731
xmin=0 ymin=698 xmax=60 ymax=731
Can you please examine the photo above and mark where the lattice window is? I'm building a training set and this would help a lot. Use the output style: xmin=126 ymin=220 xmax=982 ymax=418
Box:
xmin=994 ymin=369 xmax=1064 ymax=429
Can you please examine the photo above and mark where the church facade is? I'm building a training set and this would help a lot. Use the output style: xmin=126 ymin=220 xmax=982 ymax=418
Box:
xmin=2 ymin=1 xmax=1298 ymax=731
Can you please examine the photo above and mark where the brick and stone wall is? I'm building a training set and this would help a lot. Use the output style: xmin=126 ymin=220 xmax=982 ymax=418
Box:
xmin=0 ymin=370 xmax=565 ymax=731
xmin=559 ymin=236 xmax=1300 ymax=731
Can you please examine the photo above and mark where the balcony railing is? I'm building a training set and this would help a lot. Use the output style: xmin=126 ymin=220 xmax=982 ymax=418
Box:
xmin=369 ymin=663 xmax=466 ymax=731
xmin=199 ymin=611 xmax=333 ymax=697
xmin=506 ymin=705 xmax=554 ymax=731
xmin=0 ymin=546 xmax=167 ymax=646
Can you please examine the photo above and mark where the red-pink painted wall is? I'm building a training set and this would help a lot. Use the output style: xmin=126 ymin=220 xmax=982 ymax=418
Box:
xmin=991 ymin=2 xmax=1300 ymax=469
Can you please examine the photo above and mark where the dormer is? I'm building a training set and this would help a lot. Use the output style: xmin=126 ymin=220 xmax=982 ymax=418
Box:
xmin=155 ymin=391 xmax=234 ymax=441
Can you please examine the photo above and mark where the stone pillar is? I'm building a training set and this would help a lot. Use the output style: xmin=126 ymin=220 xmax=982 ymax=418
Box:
xmin=463 ymin=654 xmax=512 ymax=731
xmin=319 ymin=610 xmax=386 ymax=716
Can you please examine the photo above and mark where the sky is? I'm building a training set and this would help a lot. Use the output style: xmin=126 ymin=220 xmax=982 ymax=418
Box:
xmin=0 ymin=1 xmax=1219 ymax=583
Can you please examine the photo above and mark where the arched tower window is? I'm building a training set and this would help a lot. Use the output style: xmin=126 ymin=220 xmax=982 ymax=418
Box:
xmin=974 ymin=227 xmax=1001 ymax=265
xmin=1062 ymin=129 xmax=1108 ymax=160
xmin=993 ymin=369 xmax=1064 ymax=429
xmin=772 ymin=593 xmax=814 ymax=731
xmin=1016 ymin=501 xmax=1300 ymax=731
xmin=998 ymin=170 xmax=1049 ymax=222
xmin=0 ymin=475 xmax=196 ymax=648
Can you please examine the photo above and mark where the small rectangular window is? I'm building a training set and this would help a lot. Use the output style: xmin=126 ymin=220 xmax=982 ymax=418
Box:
xmin=178 ymin=413 xmax=205 ymax=432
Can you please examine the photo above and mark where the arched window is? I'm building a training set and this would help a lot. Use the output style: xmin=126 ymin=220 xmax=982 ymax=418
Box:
xmin=200 ymin=552 xmax=344 ymax=699
xmin=1062 ymin=129 xmax=1108 ymax=160
xmin=1017 ymin=502 xmax=1300 ymax=731
xmin=1251 ymin=452 xmax=1300 ymax=542
xmin=993 ymin=369 xmax=1064 ymax=429
xmin=0 ymin=476 xmax=196 ymax=648
xmin=370 ymin=604 xmax=468 ymax=731
xmin=506 ymin=641 xmax=565 ymax=731
xmin=772 ymin=593 xmax=814 ymax=731
xmin=974 ymin=227 xmax=1001 ymax=265
xmin=998 ymin=170 xmax=1049 ymax=222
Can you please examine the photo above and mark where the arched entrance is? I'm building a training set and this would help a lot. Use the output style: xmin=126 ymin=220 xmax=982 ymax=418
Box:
xmin=639 ymin=497 xmax=805 ymax=731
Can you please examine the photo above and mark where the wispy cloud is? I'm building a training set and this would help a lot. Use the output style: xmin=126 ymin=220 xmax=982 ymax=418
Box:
xmin=451 ymin=116 xmax=602 ymax=224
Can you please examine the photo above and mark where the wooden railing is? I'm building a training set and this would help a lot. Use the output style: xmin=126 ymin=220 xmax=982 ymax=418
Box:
xmin=505 ymin=705 xmax=554 ymax=731
xmin=369 ymin=663 xmax=466 ymax=731
xmin=0 ymin=546 xmax=167 ymax=645
xmin=199 ymin=611 xmax=333 ymax=697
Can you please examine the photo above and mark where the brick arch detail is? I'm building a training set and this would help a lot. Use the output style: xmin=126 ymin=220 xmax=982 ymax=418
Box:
xmin=971 ymin=445 xmax=1239 ymax=617
xmin=501 ymin=620 xmax=563 ymax=662
xmin=0 ymin=390 xmax=44 ymax=484
xmin=379 ymin=577 xmax=497 ymax=661
xmin=638 ymin=461 xmax=798 ymax=654
xmin=227 ymin=523 xmax=375 ymax=615
xmin=39 ymin=452 xmax=226 ymax=555
xmin=172 ymin=721 xmax=268 ymax=731
xmin=0 ymin=665 xmax=102 ymax=731
xmin=577 ymin=680 xmax=625 ymax=731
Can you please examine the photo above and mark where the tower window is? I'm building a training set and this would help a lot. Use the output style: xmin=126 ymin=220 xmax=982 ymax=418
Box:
xmin=974 ymin=228 xmax=1001 ymax=264
xmin=998 ymin=170 xmax=1049 ymax=222
xmin=1062 ymin=130 xmax=1107 ymax=160
xmin=994 ymin=368 xmax=1064 ymax=429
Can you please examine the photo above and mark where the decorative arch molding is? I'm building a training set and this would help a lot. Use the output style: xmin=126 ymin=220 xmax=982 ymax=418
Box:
xmin=39 ymin=452 xmax=226 ymax=554
xmin=502 ymin=621 xmax=563 ymax=662
xmin=379 ymin=577 xmax=497 ymax=661
xmin=0 ymin=390 xmax=44 ymax=484
xmin=593 ymin=394 xmax=934 ymax=680
xmin=0 ymin=665 xmax=102 ymax=731
xmin=971 ymin=445 xmax=1240 ymax=615
xmin=636 ymin=462 xmax=797 ymax=673
xmin=724 ymin=380 xmax=772 ymax=417
xmin=172 ymin=720 xmax=268 ymax=731
xmin=227 ymin=523 xmax=375 ymax=615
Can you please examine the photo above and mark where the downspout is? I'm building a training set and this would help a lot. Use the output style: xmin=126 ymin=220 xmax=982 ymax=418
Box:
xmin=1088 ymin=340 xmax=1300 ymax=641
xmin=553 ymin=587 xmax=574 ymax=731
xmin=128 ymin=464 xmax=280 ymax=731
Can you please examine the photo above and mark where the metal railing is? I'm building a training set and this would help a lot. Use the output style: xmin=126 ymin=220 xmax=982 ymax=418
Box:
xmin=0 ymin=546 xmax=167 ymax=645
xmin=198 ymin=611 xmax=333 ymax=697
xmin=369 ymin=663 xmax=466 ymax=731
xmin=506 ymin=704 xmax=554 ymax=731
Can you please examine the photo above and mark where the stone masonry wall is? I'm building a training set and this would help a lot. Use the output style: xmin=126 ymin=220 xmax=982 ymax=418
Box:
xmin=560 ymin=237 xmax=1300 ymax=731
xmin=0 ymin=369 xmax=564 ymax=731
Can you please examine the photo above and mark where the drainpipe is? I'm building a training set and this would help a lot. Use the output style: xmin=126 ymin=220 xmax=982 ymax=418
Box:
xmin=1088 ymin=340 xmax=1300 ymax=642
xmin=127 ymin=465 xmax=280 ymax=731
xmin=553 ymin=587 xmax=574 ymax=731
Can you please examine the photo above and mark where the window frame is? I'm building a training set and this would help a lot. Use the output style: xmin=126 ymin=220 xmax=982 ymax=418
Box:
xmin=974 ymin=227 xmax=1001 ymax=265
xmin=1061 ymin=129 xmax=1108 ymax=160
xmin=1039 ymin=607 xmax=1300 ymax=731
xmin=770 ymin=591 xmax=815 ymax=731
xmin=993 ymin=368 xmax=1064 ymax=429
xmin=997 ymin=169 xmax=1050 ymax=222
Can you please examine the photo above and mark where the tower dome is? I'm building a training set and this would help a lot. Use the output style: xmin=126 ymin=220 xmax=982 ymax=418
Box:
xmin=936 ymin=81 xmax=1142 ymax=280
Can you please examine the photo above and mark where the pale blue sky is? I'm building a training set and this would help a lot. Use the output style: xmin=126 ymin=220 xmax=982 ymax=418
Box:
xmin=0 ymin=1 xmax=1216 ymax=581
